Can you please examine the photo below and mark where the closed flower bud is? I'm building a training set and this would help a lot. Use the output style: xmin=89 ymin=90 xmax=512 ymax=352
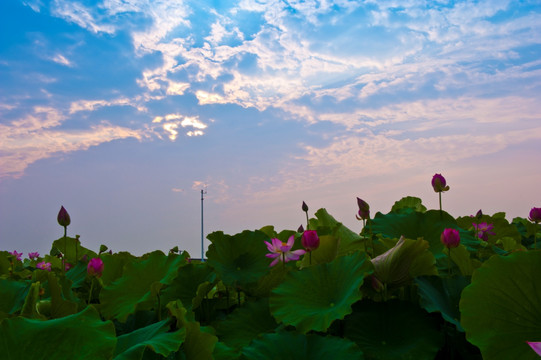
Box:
xmin=431 ymin=174 xmax=450 ymax=193
xmin=301 ymin=230 xmax=320 ymax=251
xmin=302 ymin=201 xmax=309 ymax=212
xmin=87 ymin=258 xmax=104 ymax=277
xmin=441 ymin=228 xmax=460 ymax=249
xmin=57 ymin=206 xmax=71 ymax=227
xmin=529 ymin=207 xmax=541 ymax=223
xmin=297 ymin=224 xmax=304 ymax=233
xmin=356 ymin=197 xmax=370 ymax=220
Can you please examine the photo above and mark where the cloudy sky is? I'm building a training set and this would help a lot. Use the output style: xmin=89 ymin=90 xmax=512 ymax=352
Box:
xmin=1 ymin=0 xmax=540 ymax=258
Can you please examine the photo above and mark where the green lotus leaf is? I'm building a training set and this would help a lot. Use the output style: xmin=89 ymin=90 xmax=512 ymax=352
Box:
xmin=0 ymin=306 xmax=116 ymax=359
xmin=459 ymin=251 xmax=541 ymax=360
xmin=370 ymin=210 xmax=478 ymax=257
xmin=0 ymin=251 xmax=12 ymax=276
xmin=206 ymin=230 xmax=270 ymax=287
xmin=242 ymin=332 xmax=363 ymax=360
xmin=100 ymin=251 xmax=185 ymax=322
xmin=215 ymin=298 xmax=278 ymax=350
xmin=442 ymin=244 xmax=481 ymax=276
xmin=344 ymin=300 xmax=443 ymax=360
xmin=114 ymin=319 xmax=186 ymax=360
xmin=181 ymin=322 xmax=218 ymax=360
xmin=371 ymin=237 xmax=437 ymax=289
xmin=161 ymin=263 xmax=216 ymax=311
xmin=248 ymin=264 xmax=289 ymax=298
xmin=47 ymin=271 xmax=78 ymax=318
xmin=415 ymin=275 xmax=471 ymax=331
xmin=100 ymin=252 xmax=138 ymax=287
xmin=213 ymin=342 xmax=240 ymax=360
xmin=313 ymin=208 xmax=366 ymax=255
xmin=299 ymin=234 xmax=339 ymax=267
xmin=270 ymin=251 xmax=373 ymax=333
xmin=20 ymin=281 xmax=44 ymax=319
xmin=390 ymin=196 xmax=427 ymax=213
xmin=50 ymin=236 xmax=97 ymax=265
xmin=65 ymin=260 xmax=90 ymax=289
xmin=0 ymin=278 xmax=30 ymax=315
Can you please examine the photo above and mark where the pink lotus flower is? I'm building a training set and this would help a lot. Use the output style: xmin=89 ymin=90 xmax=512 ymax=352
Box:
xmin=301 ymin=230 xmax=320 ymax=252
xmin=87 ymin=258 xmax=104 ymax=277
xmin=441 ymin=228 xmax=460 ymax=249
xmin=529 ymin=207 xmax=541 ymax=223
xmin=472 ymin=222 xmax=495 ymax=241
xmin=527 ymin=342 xmax=541 ymax=357
xmin=9 ymin=251 xmax=23 ymax=261
xmin=264 ymin=236 xmax=306 ymax=267
xmin=431 ymin=173 xmax=450 ymax=192
xmin=36 ymin=261 xmax=52 ymax=271
xmin=27 ymin=252 xmax=40 ymax=260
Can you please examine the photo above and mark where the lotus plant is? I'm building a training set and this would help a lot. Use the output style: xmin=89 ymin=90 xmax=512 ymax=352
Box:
xmin=264 ymin=236 xmax=306 ymax=268
xmin=9 ymin=251 xmax=22 ymax=261
xmin=87 ymin=257 xmax=104 ymax=305
xmin=432 ymin=173 xmax=450 ymax=217
xmin=355 ymin=197 xmax=370 ymax=226
xmin=472 ymin=222 xmax=495 ymax=242
xmin=441 ymin=228 xmax=460 ymax=276
xmin=27 ymin=252 xmax=40 ymax=260
xmin=302 ymin=201 xmax=310 ymax=229
xmin=301 ymin=230 xmax=320 ymax=265
xmin=529 ymin=207 xmax=541 ymax=249
xmin=36 ymin=261 xmax=52 ymax=272
xmin=57 ymin=205 xmax=71 ymax=237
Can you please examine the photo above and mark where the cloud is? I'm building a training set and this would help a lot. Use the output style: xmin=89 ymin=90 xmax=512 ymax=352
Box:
xmin=51 ymin=54 xmax=73 ymax=67
xmin=51 ymin=0 xmax=115 ymax=34
xmin=0 ymin=106 xmax=143 ymax=178
xmin=152 ymin=113 xmax=208 ymax=140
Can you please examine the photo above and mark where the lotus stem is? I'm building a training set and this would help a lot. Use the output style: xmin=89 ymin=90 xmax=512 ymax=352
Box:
xmin=88 ymin=278 xmax=94 ymax=305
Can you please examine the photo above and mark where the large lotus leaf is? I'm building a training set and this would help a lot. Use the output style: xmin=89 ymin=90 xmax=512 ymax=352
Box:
xmin=20 ymin=282 xmax=43 ymax=319
xmin=416 ymin=275 xmax=470 ymax=331
xmin=114 ymin=319 xmax=186 ymax=360
xmin=100 ymin=251 xmax=185 ymax=322
xmin=47 ymin=271 xmax=78 ymax=318
xmin=459 ymin=251 xmax=541 ymax=360
xmin=270 ymin=251 xmax=373 ymax=333
xmin=0 ymin=279 xmax=30 ymax=315
xmin=206 ymin=230 xmax=270 ymax=287
xmin=344 ymin=300 xmax=443 ymax=360
xmin=371 ymin=237 xmax=437 ymax=288
xmin=248 ymin=265 xmax=289 ymax=298
xmin=457 ymin=213 xmax=522 ymax=243
xmin=370 ymin=210 xmax=478 ymax=257
xmin=50 ymin=236 xmax=97 ymax=264
xmin=299 ymin=234 xmax=339 ymax=267
xmin=213 ymin=342 xmax=240 ymax=360
xmin=100 ymin=252 xmax=138 ymax=287
xmin=0 ymin=251 xmax=12 ymax=276
xmin=181 ymin=322 xmax=218 ymax=360
xmin=313 ymin=208 xmax=366 ymax=255
xmin=161 ymin=263 xmax=216 ymax=310
xmin=242 ymin=332 xmax=363 ymax=360
xmin=442 ymin=244 xmax=481 ymax=276
xmin=65 ymin=261 xmax=90 ymax=289
xmin=512 ymin=217 xmax=539 ymax=247
xmin=390 ymin=196 xmax=427 ymax=213
xmin=0 ymin=305 xmax=116 ymax=359
xmin=215 ymin=298 xmax=278 ymax=349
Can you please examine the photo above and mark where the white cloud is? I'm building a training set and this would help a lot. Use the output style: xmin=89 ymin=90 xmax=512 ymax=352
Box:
xmin=51 ymin=54 xmax=73 ymax=67
xmin=152 ymin=113 xmax=208 ymax=140
xmin=51 ymin=0 xmax=115 ymax=34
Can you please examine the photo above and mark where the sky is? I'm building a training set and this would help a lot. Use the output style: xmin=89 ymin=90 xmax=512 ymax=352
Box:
xmin=1 ymin=0 xmax=540 ymax=259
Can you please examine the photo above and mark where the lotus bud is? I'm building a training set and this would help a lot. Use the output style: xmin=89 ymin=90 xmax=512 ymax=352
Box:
xmin=297 ymin=224 xmax=304 ymax=233
xmin=57 ymin=206 xmax=71 ymax=227
xmin=431 ymin=174 xmax=450 ymax=193
xmin=302 ymin=201 xmax=309 ymax=212
xmin=441 ymin=228 xmax=460 ymax=249
xmin=301 ymin=230 xmax=320 ymax=251
xmin=87 ymin=258 xmax=104 ymax=278
xmin=529 ymin=207 xmax=541 ymax=223
xmin=356 ymin=197 xmax=370 ymax=220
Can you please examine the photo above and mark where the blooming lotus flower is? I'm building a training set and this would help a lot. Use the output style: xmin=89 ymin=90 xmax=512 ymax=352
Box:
xmin=441 ymin=228 xmax=460 ymax=249
xmin=9 ymin=251 xmax=23 ymax=261
xmin=529 ymin=207 xmax=541 ymax=223
xmin=57 ymin=206 xmax=71 ymax=227
xmin=87 ymin=258 xmax=104 ymax=277
xmin=431 ymin=174 xmax=450 ymax=193
xmin=472 ymin=222 xmax=495 ymax=241
xmin=264 ymin=236 xmax=306 ymax=267
xmin=527 ymin=342 xmax=541 ymax=357
xmin=36 ymin=261 xmax=52 ymax=271
xmin=301 ymin=230 xmax=320 ymax=251
xmin=356 ymin=197 xmax=370 ymax=221
xmin=27 ymin=252 xmax=40 ymax=260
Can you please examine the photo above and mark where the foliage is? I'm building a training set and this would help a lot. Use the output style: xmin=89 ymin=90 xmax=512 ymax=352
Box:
xmin=1 ymin=195 xmax=540 ymax=359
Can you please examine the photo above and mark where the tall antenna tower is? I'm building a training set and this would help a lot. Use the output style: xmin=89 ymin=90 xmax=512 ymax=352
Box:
xmin=200 ymin=186 xmax=207 ymax=261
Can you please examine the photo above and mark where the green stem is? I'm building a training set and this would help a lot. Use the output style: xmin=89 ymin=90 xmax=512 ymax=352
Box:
xmin=309 ymin=251 xmax=312 ymax=265
xmin=447 ymin=248 xmax=451 ymax=277
xmin=282 ymin=253 xmax=285 ymax=270
xmin=439 ymin=192 xmax=442 ymax=218
xmin=88 ymin=278 xmax=94 ymax=305
xmin=305 ymin=212 xmax=310 ymax=230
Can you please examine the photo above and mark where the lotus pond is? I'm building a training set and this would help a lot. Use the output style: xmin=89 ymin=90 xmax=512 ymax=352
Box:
xmin=1 ymin=193 xmax=541 ymax=359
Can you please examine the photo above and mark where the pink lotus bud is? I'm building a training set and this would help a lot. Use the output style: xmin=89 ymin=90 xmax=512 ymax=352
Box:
xmin=301 ymin=230 xmax=320 ymax=251
xmin=36 ymin=261 xmax=52 ymax=272
xmin=356 ymin=197 xmax=370 ymax=220
xmin=87 ymin=258 xmax=104 ymax=277
xmin=529 ymin=207 xmax=541 ymax=223
xmin=57 ymin=206 xmax=71 ymax=227
xmin=431 ymin=174 xmax=450 ymax=193
xmin=441 ymin=228 xmax=460 ymax=249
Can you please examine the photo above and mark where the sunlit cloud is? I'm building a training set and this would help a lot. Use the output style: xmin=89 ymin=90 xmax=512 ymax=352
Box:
xmin=152 ymin=113 xmax=208 ymax=140
xmin=51 ymin=54 xmax=72 ymax=67
xmin=0 ymin=107 xmax=143 ymax=178
xmin=50 ymin=0 xmax=115 ymax=34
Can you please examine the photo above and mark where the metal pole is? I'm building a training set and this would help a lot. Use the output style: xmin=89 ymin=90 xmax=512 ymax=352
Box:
xmin=201 ymin=189 xmax=204 ymax=261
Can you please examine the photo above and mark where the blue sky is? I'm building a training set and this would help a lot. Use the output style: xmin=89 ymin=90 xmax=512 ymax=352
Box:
xmin=1 ymin=0 xmax=540 ymax=258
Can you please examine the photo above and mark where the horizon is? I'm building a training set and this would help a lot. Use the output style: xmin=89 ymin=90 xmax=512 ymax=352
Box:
xmin=1 ymin=0 xmax=540 ymax=257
